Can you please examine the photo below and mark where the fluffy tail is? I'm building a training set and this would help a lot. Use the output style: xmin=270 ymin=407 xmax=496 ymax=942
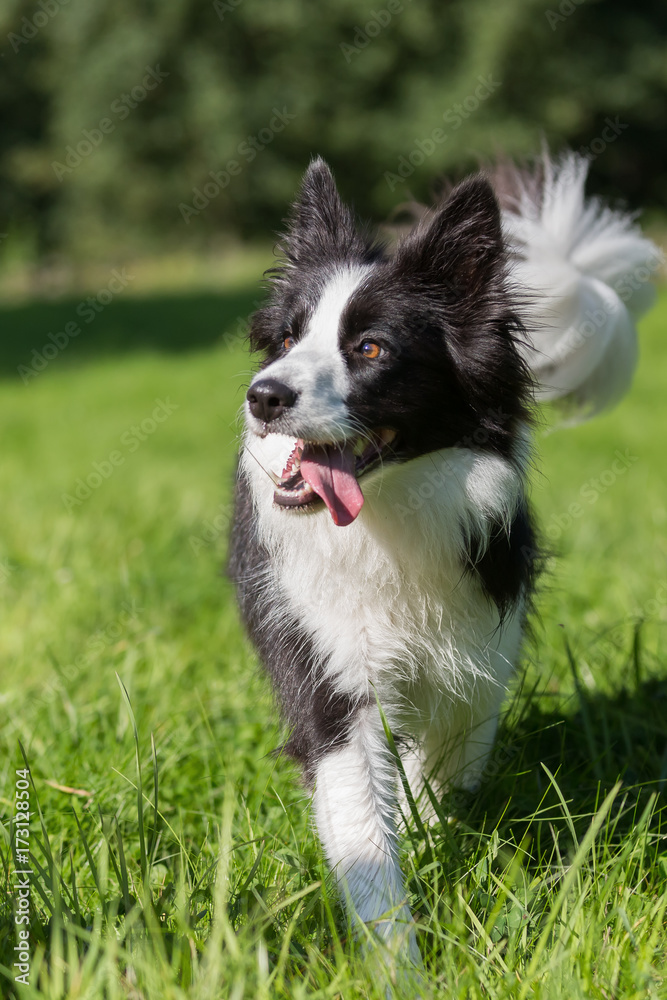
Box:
xmin=496 ymin=152 xmax=663 ymax=422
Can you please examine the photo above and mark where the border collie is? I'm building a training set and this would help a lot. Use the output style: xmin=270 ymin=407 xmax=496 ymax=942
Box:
xmin=229 ymin=152 xmax=658 ymax=963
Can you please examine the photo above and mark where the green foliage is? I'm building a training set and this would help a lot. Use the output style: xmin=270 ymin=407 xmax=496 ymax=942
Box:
xmin=0 ymin=0 xmax=666 ymax=260
xmin=0 ymin=276 xmax=666 ymax=997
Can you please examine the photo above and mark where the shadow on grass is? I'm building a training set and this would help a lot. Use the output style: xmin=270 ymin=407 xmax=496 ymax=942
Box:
xmin=0 ymin=658 xmax=665 ymax=986
xmin=442 ymin=660 xmax=667 ymax=877
xmin=0 ymin=286 xmax=262 ymax=378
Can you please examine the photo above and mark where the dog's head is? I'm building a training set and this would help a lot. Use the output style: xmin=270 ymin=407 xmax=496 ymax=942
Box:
xmin=244 ymin=158 xmax=531 ymax=526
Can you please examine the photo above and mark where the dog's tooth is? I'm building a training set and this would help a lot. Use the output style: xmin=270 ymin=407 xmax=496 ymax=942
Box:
xmin=279 ymin=439 xmax=302 ymax=480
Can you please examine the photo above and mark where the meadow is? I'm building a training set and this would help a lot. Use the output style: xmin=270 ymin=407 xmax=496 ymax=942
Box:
xmin=0 ymin=273 xmax=665 ymax=999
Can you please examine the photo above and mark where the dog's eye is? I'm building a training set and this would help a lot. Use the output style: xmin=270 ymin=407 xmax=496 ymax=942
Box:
xmin=360 ymin=341 xmax=384 ymax=360
xmin=283 ymin=335 xmax=296 ymax=351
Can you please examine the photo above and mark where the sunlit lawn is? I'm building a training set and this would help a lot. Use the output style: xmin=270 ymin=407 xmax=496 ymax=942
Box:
xmin=0 ymin=278 xmax=665 ymax=998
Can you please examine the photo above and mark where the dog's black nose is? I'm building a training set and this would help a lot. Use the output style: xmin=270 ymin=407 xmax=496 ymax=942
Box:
xmin=246 ymin=379 xmax=297 ymax=423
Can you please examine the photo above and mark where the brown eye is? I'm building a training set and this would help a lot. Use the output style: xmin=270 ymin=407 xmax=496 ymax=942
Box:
xmin=361 ymin=341 xmax=383 ymax=360
xmin=283 ymin=335 xmax=295 ymax=351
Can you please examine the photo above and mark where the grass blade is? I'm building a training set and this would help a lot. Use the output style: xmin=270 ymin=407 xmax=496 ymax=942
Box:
xmin=116 ymin=673 xmax=148 ymax=883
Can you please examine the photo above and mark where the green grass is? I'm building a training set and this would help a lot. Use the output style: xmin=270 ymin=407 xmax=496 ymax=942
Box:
xmin=0 ymin=281 xmax=666 ymax=999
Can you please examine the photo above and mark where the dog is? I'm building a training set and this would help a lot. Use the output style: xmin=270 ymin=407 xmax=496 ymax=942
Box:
xmin=228 ymin=152 xmax=658 ymax=964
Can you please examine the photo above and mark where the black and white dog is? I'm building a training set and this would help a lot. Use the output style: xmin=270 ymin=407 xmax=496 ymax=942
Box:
xmin=229 ymin=152 xmax=657 ymax=961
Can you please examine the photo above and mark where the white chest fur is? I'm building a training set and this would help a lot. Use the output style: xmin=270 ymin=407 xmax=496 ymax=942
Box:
xmin=242 ymin=434 xmax=526 ymax=737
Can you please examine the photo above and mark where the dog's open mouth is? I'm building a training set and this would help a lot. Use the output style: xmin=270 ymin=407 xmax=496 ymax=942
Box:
xmin=273 ymin=429 xmax=396 ymax=526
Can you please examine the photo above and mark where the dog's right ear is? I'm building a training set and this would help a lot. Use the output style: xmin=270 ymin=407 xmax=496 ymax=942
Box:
xmin=395 ymin=175 xmax=505 ymax=302
xmin=284 ymin=158 xmax=363 ymax=265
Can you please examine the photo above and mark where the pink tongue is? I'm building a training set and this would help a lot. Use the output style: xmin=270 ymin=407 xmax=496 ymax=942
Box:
xmin=300 ymin=442 xmax=364 ymax=526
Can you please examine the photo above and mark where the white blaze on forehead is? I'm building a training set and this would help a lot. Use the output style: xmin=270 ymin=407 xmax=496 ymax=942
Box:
xmin=247 ymin=264 xmax=371 ymax=442
xmin=288 ymin=263 xmax=371 ymax=403
xmin=301 ymin=264 xmax=370 ymax=359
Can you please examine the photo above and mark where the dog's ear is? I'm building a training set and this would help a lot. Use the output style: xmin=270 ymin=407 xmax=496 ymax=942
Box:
xmin=284 ymin=157 xmax=363 ymax=264
xmin=396 ymin=176 xmax=504 ymax=298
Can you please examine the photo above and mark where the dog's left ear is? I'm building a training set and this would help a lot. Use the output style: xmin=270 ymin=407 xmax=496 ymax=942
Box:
xmin=396 ymin=175 xmax=504 ymax=298
xmin=285 ymin=157 xmax=364 ymax=264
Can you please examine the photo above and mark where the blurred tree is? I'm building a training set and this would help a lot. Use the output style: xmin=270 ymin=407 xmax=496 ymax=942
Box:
xmin=0 ymin=0 xmax=665 ymax=260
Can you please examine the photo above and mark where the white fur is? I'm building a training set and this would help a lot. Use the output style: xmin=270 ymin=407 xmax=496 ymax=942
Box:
xmin=503 ymin=152 xmax=662 ymax=420
xmin=313 ymin=705 xmax=421 ymax=963
xmin=246 ymin=265 xmax=370 ymax=442
xmin=242 ymin=436 xmax=524 ymax=709
xmin=240 ymin=162 xmax=659 ymax=956
xmin=242 ymin=431 xmax=526 ymax=939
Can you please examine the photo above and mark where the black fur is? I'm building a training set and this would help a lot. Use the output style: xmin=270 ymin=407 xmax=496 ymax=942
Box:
xmin=250 ymin=158 xmax=382 ymax=362
xmin=223 ymin=153 xmax=644 ymax=955
xmin=228 ymin=469 xmax=362 ymax=782
xmin=232 ymin=158 xmax=540 ymax=774
xmin=251 ymin=161 xmax=533 ymax=463
xmin=465 ymin=501 xmax=537 ymax=620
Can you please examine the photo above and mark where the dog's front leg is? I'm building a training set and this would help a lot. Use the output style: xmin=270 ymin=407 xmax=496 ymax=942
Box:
xmin=312 ymin=703 xmax=421 ymax=964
